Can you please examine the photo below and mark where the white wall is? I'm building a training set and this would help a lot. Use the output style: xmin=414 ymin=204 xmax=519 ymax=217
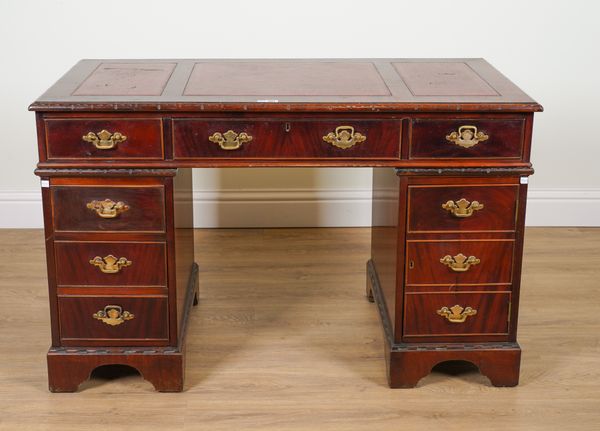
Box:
xmin=1 ymin=0 xmax=598 ymax=227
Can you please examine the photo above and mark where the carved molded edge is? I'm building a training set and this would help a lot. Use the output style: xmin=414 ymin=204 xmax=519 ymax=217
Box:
xmin=394 ymin=167 xmax=534 ymax=177
xmin=28 ymin=101 xmax=544 ymax=113
xmin=48 ymin=262 xmax=199 ymax=356
xmin=48 ymin=347 xmax=180 ymax=355
xmin=367 ymin=258 xmax=520 ymax=353
xmin=35 ymin=168 xmax=178 ymax=178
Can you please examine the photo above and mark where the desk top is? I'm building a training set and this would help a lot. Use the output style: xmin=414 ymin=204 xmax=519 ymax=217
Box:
xmin=30 ymin=59 xmax=541 ymax=113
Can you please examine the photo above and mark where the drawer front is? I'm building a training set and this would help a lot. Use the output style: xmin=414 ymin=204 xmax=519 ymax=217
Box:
xmin=172 ymin=119 xmax=401 ymax=159
xmin=408 ymin=184 xmax=519 ymax=233
xmin=406 ymin=240 xmax=514 ymax=285
xmin=409 ymin=118 xmax=525 ymax=159
xmin=403 ymin=292 xmax=510 ymax=337
xmin=52 ymin=185 xmax=165 ymax=233
xmin=54 ymin=241 xmax=166 ymax=287
xmin=58 ymin=296 xmax=169 ymax=344
xmin=45 ymin=118 xmax=164 ymax=160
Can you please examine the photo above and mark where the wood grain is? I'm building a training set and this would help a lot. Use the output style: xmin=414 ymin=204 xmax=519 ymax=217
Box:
xmin=54 ymin=241 xmax=167 ymax=287
xmin=44 ymin=118 xmax=164 ymax=160
xmin=407 ymin=183 xmax=519 ymax=233
xmin=1 ymin=228 xmax=599 ymax=430
xmin=405 ymin=239 xmax=515 ymax=285
xmin=172 ymin=118 xmax=401 ymax=160
xmin=57 ymin=295 xmax=169 ymax=345
xmin=51 ymin=184 xmax=166 ymax=233
xmin=409 ymin=116 xmax=525 ymax=160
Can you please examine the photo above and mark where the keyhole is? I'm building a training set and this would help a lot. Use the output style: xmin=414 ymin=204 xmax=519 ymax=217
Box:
xmin=284 ymin=122 xmax=291 ymax=132
xmin=409 ymin=260 xmax=415 ymax=269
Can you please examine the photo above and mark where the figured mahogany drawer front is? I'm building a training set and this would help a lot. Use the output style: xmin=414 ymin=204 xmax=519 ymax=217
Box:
xmin=172 ymin=119 xmax=401 ymax=159
xmin=44 ymin=118 xmax=164 ymax=160
xmin=58 ymin=296 xmax=169 ymax=344
xmin=54 ymin=241 xmax=166 ymax=287
xmin=406 ymin=240 xmax=514 ymax=285
xmin=403 ymin=292 xmax=510 ymax=337
xmin=407 ymin=184 xmax=519 ymax=233
xmin=52 ymin=186 xmax=165 ymax=233
xmin=409 ymin=118 xmax=525 ymax=159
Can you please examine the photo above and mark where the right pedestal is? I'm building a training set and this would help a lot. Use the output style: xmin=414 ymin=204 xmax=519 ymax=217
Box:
xmin=369 ymin=167 xmax=530 ymax=388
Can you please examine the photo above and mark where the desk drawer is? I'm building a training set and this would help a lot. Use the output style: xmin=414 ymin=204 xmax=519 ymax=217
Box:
xmin=407 ymin=184 xmax=519 ymax=233
xmin=403 ymin=292 xmax=510 ymax=338
xmin=406 ymin=240 xmax=514 ymax=285
xmin=44 ymin=118 xmax=164 ymax=160
xmin=172 ymin=118 xmax=401 ymax=159
xmin=58 ymin=296 xmax=169 ymax=345
xmin=409 ymin=117 xmax=525 ymax=159
xmin=54 ymin=241 xmax=167 ymax=287
xmin=52 ymin=185 xmax=166 ymax=233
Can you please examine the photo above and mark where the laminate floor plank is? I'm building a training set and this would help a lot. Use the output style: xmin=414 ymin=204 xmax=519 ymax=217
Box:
xmin=0 ymin=228 xmax=598 ymax=430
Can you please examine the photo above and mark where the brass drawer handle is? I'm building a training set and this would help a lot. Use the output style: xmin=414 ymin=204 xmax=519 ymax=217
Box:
xmin=89 ymin=254 xmax=132 ymax=274
xmin=437 ymin=304 xmax=477 ymax=323
xmin=446 ymin=125 xmax=488 ymax=148
xmin=82 ymin=129 xmax=127 ymax=150
xmin=86 ymin=199 xmax=130 ymax=218
xmin=209 ymin=130 xmax=253 ymax=150
xmin=440 ymin=253 xmax=480 ymax=272
xmin=442 ymin=198 xmax=484 ymax=218
xmin=323 ymin=125 xmax=366 ymax=149
xmin=93 ymin=305 xmax=134 ymax=326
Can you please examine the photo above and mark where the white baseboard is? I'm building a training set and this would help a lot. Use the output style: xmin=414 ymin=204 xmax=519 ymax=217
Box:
xmin=1 ymin=187 xmax=599 ymax=228
xmin=0 ymin=190 xmax=44 ymax=228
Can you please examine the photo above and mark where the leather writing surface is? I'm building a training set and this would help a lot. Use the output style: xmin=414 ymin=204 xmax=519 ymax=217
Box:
xmin=31 ymin=59 xmax=541 ymax=112
xmin=183 ymin=61 xmax=391 ymax=96
xmin=393 ymin=62 xmax=499 ymax=96
xmin=73 ymin=62 xmax=176 ymax=96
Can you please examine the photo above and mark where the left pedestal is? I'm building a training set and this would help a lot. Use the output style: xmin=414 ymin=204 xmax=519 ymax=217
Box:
xmin=35 ymin=168 xmax=197 ymax=392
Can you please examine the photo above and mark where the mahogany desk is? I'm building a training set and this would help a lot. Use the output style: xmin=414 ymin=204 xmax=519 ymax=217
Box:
xmin=29 ymin=59 xmax=542 ymax=392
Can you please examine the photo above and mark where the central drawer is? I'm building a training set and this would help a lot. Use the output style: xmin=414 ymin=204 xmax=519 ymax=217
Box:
xmin=172 ymin=118 xmax=401 ymax=159
xmin=54 ymin=241 xmax=167 ymax=287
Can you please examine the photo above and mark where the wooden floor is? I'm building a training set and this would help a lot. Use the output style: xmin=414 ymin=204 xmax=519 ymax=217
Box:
xmin=0 ymin=228 xmax=599 ymax=430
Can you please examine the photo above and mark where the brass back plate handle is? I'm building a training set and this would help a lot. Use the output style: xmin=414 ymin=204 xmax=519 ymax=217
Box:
xmin=86 ymin=199 xmax=130 ymax=219
xmin=93 ymin=305 xmax=134 ymax=326
xmin=323 ymin=125 xmax=366 ymax=149
xmin=89 ymin=254 xmax=132 ymax=274
xmin=440 ymin=253 xmax=480 ymax=272
xmin=437 ymin=304 xmax=477 ymax=323
xmin=446 ymin=125 xmax=488 ymax=148
xmin=82 ymin=129 xmax=127 ymax=150
xmin=442 ymin=198 xmax=484 ymax=218
xmin=209 ymin=130 xmax=253 ymax=150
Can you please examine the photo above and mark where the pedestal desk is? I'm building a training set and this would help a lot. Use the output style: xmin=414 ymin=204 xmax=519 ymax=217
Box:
xmin=29 ymin=59 xmax=542 ymax=391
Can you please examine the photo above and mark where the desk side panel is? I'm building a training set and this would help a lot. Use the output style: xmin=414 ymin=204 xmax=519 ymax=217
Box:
xmin=371 ymin=168 xmax=403 ymax=336
xmin=172 ymin=169 xmax=195 ymax=341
